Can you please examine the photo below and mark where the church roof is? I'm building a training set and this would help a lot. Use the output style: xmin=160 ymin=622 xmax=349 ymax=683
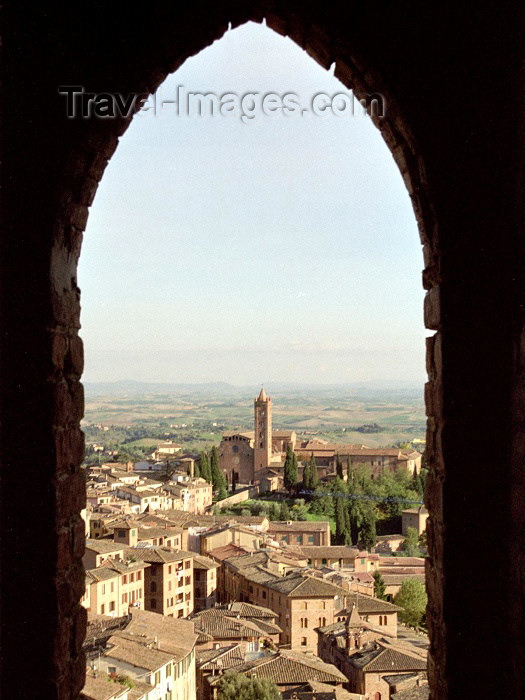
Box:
xmin=257 ymin=386 xmax=268 ymax=401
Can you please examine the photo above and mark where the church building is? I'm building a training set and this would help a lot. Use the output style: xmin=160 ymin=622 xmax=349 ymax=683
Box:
xmin=218 ymin=388 xmax=296 ymax=485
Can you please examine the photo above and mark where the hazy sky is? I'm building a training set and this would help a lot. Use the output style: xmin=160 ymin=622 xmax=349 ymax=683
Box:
xmin=79 ymin=21 xmax=426 ymax=386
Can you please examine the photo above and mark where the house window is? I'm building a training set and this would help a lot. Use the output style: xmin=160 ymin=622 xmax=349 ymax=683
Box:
xmin=322 ymin=559 xmax=327 ymax=565
xmin=262 ymin=591 xmax=267 ymax=599
xmin=185 ymin=576 xmax=191 ymax=585
xmin=109 ymin=601 xmax=115 ymax=612
xmin=301 ymin=637 xmax=307 ymax=646
xmin=308 ymin=535 xmax=315 ymax=543
xmin=100 ymin=604 xmax=105 ymax=614
xmin=300 ymin=618 xmax=308 ymax=628
xmin=301 ymin=602 xmax=308 ymax=610
xmin=168 ymin=566 xmax=172 ymax=574
xmin=177 ymin=610 xmax=184 ymax=618
xmin=185 ymin=561 xmax=190 ymax=569
xmin=122 ymin=575 xmax=127 ymax=584
xmin=296 ymin=535 xmax=302 ymax=543
xmin=137 ymin=571 xmax=141 ymax=580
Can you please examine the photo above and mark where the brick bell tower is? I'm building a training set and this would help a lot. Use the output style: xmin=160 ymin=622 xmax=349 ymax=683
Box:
xmin=254 ymin=387 xmax=272 ymax=474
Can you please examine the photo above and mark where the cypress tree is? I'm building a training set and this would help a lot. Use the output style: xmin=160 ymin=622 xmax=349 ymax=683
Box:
xmin=302 ymin=458 xmax=311 ymax=491
xmin=210 ymin=445 xmax=226 ymax=494
xmin=283 ymin=445 xmax=298 ymax=493
xmin=333 ymin=479 xmax=349 ymax=545
xmin=310 ymin=454 xmax=319 ymax=489
xmin=199 ymin=451 xmax=212 ymax=483
xmin=231 ymin=470 xmax=237 ymax=494
xmin=373 ymin=570 xmax=386 ymax=600
xmin=336 ymin=454 xmax=344 ymax=479
xmin=359 ymin=506 xmax=377 ymax=550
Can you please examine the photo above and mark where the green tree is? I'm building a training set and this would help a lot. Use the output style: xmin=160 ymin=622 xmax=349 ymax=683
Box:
xmin=199 ymin=451 xmax=212 ymax=483
xmin=231 ymin=470 xmax=237 ymax=494
xmin=210 ymin=445 xmax=227 ymax=495
xmin=268 ymin=502 xmax=280 ymax=520
xmin=394 ymin=578 xmax=427 ymax=628
xmin=359 ymin=506 xmax=377 ymax=550
xmin=336 ymin=454 xmax=344 ymax=480
xmin=193 ymin=460 xmax=201 ymax=479
xmin=279 ymin=500 xmax=290 ymax=520
xmin=373 ymin=570 xmax=386 ymax=600
xmin=333 ymin=479 xmax=350 ymax=545
xmin=216 ymin=672 xmax=281 ymax=700
xmin=310 ymin=485 xmax=334 ymax=517
xmin=283 ymin=445 xmax=298 ymax=493
xmin=403 ymin=527 xmax=421 ymax=557
xmin=309 ymin=454 xmax=319 ymax=489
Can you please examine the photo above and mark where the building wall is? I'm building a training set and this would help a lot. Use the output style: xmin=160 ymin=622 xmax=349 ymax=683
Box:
xmin=289 ymin=597 xmax=335 ymax=651
xmin=219 ymin=435 xmax=254 ymax=484
xmin=194 ymin=566 xmax=218 ymax=611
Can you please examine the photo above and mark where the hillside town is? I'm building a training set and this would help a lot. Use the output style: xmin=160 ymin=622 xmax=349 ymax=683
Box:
xmin=81 ymin=391 xmax=428 ymax=700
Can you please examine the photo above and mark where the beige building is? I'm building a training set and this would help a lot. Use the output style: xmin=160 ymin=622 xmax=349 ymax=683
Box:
xmin=402 ymin=506 xmax=429 ymax=536
xmin=128 ymin=547 xmax=195 ymax=618
xmin=164 ymin=477 xmax=213 ymax=515
xmin=86 ymin=609 xmax=197 ymax=700
xmin=286 ymin=545 xmax=361 ymax=569
xmin=84 ymin=540 xmax=125 ymax=569
xmin=199 ymin=523 xmax=265 ymax=555
xmin=82 ymin=559 xmax=149 ymax=617
xmin=267 ymin=520 xmax=331 ymax=546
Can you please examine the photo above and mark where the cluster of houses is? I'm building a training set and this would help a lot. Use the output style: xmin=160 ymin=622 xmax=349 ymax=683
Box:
xmin=86 ymin=461 xmax=213 ymax=517
xmin=80 ymin=396 xmax=428 ymax=700
xmin=80 ymin=503 xmax=428 ymax=700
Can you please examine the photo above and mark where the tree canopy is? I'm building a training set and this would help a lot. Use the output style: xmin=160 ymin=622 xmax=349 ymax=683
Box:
xmin=394 ymin=578 xmax=427 ymax=628
xmin=216 ymin=672 xmax=281 ymax=700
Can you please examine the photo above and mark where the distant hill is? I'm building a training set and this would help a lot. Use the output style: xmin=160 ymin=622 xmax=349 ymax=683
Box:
xmin=83 ymin=379 xmax=424 ymax=401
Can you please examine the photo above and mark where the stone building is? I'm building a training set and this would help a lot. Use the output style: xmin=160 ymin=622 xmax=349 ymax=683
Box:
xmin=127 ymin=547 xmax=195 ymax=618
xmin=402 ymin=506 xmax=429 ymax=536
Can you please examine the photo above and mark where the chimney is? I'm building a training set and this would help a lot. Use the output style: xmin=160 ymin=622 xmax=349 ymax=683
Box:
xmin=345 ymin=613 xmax=352 ymax=652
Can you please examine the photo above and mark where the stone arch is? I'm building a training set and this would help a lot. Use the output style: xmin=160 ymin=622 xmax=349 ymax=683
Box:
xmin=2 ymin=3 xmax=525 ymax=700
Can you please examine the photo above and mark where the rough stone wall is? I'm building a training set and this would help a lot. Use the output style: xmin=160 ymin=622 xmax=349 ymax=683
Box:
xmin=1 ymin=2 xmax=525 ymax=699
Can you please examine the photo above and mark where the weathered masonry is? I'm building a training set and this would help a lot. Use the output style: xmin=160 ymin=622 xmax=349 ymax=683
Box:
xmin=1 ymin=3 xmax=525 ymax=699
